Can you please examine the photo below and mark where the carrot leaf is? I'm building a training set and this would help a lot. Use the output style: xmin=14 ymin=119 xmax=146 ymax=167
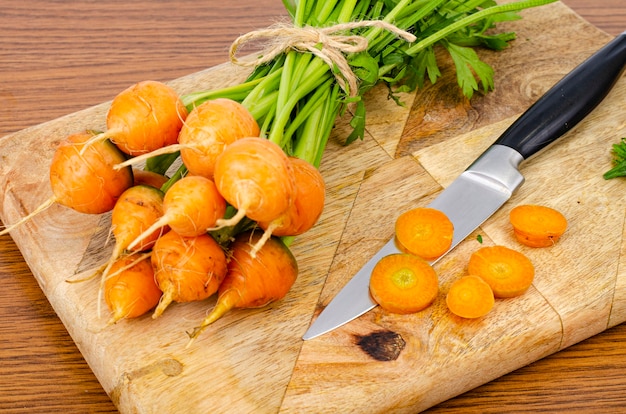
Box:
xmin=604 ymin=137 xmax=626 ymax=179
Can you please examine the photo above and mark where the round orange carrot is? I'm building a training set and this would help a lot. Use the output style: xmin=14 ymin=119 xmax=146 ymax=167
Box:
xmin=446 ymin=275 xmax=495 ymax=319
xmin=252 ymin=157 xmax=325 ymax=255
xmin=467 ymin=245 xmax=534 ymax=298
xmin=0 ymin=130 xmax=132 ymax=236
xmin=187 ymin=230 xmax=298 ymax=345
xmin=179 ymin=98 xmax=260 ymax=179
xmin=126 ymin=175 xmax=227 ymax=250
xmin=369 ymin=253 xmax=439 ymax=314
xmin=50 ymin=130 xmax=135 ymax=215
xmin=394 ymin=207 xmax=454 ymax=261
xmin=151 ymin=231 xmax=228 ymax=318
xmin=104 ymin=253 xmax=162 ymax=324
xmin=509 ymin=204 xmax=568 ymax=247
xmin=259 ymin=157 xmax=325 ymax=237
xmin=103 ymin=80 xmax=188 ymax=156
xmin=213 ymin=137 xmax=296 ymax=228
xmin=111 ymin=185 xmax=168 ymax=254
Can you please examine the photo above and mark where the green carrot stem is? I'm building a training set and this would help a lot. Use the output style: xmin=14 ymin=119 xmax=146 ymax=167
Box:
xmin=337 ymin=0 xmax=358 ymax=23
xmin=268 ymin=63 xmax=333 ymax=148
xmin=245 ymin=90 xmax=279 ymax=123
xmin=241 ymin=67 xmax=284 ymax=108
xmin=160 ymin=163 xmax=188 ymax=193
xmin=294 ymin=84 xmax=340 ymax=166
xmin=314 ymin=0 xmax=341 ymax=25
xmin=283 ymin=77 xmax=335 ymax=146
xmin=259 ymin=100 xmax=277 ymax=138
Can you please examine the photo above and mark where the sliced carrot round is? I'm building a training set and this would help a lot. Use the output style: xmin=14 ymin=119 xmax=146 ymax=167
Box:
xmin=446 ymin=275 xmax=495 ymax=319
xmin=369 ymin=253 xmax=439 ymax=314
xmin=395 ymin=207 xmax=454 ymax=261
xmin=509 ymin=204 xmax=567 ymax=248
xmin=468 ymin=245 xmax=534 ymax=298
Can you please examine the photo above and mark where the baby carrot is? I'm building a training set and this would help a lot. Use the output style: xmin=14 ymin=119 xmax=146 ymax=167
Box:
xmin=509 ymin=204 xmax=568 ymax=247
xmin=187 ymin=230 xmax=298 ymax=345
xmin=213 ymin=137 xmax=296 ymax=228
xmin=126 ymin=175 xmax=227 ymax=251
xmin=104 ymin=253 xmax=162 ymax=324
xmin=81 ymin=80 xmax=188 ymax=156
xmin=258 ymin=157 xmax=325 ymax=237
xmin=179 ymin=98 xmax=260 ymax=179
xmin=0 ymin=130 xmax=134 ymax=237
xmin=253 ymin=156 xmax=325 ymax=255
xmin=395 ymin=207 xmax=454 ymax=261
xmin=96 ymin=184 xmax=168 ymax=316
xmin=151 ymin=231 xmax=228 ymax=318
xmin=446 ymin=275 xmax=495 ymax=319
xmin=51 ymin=130 xmax=134 ymax=214
xmin=468 ymin=245 xmax=534 ymax=298
xmin=369 ymin=253 xmax=439 ymax=314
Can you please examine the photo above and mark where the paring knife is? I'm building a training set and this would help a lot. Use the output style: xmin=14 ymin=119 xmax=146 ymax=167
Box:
xmin=303 ymin=30 xmax=626 ymax=341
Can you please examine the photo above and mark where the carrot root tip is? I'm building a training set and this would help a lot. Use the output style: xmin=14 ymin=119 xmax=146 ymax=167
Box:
xmin=186 ymin=301 xmax=232 ymax=346
xmin=210 ymin=208 xmax=247 ymax=231
xmin=78 ymin=129 xmax=115 ymax=156
xmin=127 ymin=216 xmax=167 ymax=251
xmin=0 ymin=196 xmax=56 ymax=237
xmin=65 ymin=263 xmax=106 ymax=284
xmin=152 ymin=291 xmax=173 ymax=319
xmin=113 ymin=143 xmax=190 ymax=170
xmin=249 ymin=227 xmax=273 ymax=258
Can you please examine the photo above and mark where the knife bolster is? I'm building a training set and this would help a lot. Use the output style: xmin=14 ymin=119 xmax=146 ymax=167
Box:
xmin=465 ymin=144 xmax=525 ymax=195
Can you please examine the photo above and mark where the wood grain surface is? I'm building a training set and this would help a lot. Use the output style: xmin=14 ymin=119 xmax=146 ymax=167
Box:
xmin=0 ymin=1 xmax=624 ymax=413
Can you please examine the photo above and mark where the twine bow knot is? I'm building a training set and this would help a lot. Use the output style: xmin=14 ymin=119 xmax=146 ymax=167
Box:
xmin=229 ymin=21 xmax=416 ymax=97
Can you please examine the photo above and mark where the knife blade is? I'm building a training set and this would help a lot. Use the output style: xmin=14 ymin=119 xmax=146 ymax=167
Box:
xmin=303 ymin=30 xmax=626 ymax=341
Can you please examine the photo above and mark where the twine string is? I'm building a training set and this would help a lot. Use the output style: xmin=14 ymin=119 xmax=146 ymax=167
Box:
xmin=229 ymin=20 xmax=416 ymax=96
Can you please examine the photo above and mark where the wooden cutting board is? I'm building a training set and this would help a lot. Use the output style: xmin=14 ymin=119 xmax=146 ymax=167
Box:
xmin=0 ymin=2 xmax=624 ymax=413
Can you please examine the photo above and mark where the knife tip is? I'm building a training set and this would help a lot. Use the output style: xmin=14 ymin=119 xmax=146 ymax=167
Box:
xmin=301 ymin=330 xmax=320 ymax=341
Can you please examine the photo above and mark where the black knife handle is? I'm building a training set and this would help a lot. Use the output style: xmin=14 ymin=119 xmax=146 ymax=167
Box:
xmin=494 ymin=30 xmax=626 ymax=159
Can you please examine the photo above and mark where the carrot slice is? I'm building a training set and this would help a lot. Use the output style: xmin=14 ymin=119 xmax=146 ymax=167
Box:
xmin=468 ymin=245 xmax=534 ymax=298
xmin=369 ymin=253 xmax=439 ymax=314
xmin=446 ymin=275 xmax=495 ymax=319
xmin=395 ymin=207 xmax=454 ymax=261
xmin=509 ymin=204 xmax=567 ymax=248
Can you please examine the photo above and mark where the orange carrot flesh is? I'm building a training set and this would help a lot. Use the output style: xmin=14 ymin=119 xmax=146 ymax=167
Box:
xmin=179 ymin=98 xmax=260 ymax=179
xmin=446 ymin=275 xmax=495 ymax=319
xmin=369 ymin=253 xmax=439 ymax=314
xmin=214 ymin=137 xmax=296 ymax=226
xmin=187 ymin=230 xmax=298 ymax=344
xmin=151 ymin=231 xmax=228 ymax=318
xmin=104 ymin=254 xmax=162 ymax=324
xmin=509 ymin=204 xmax=568 ymax=247
xmin=106 ymin=80 xmax=188 ymax=156
xmin=49 ymin=130 xmax=134 ymax=214
xmin=468 ymin=245 xmax=534 ymax=298
xmin=394 ymin=207 xmax=454 ymax=261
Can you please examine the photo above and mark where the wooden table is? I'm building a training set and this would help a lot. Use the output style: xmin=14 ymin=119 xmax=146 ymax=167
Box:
xmin=0 ymin=1 xmax=624 ymax=412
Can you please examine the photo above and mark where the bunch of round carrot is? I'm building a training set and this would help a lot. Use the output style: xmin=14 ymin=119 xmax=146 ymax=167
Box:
xmin=1 ymin=80 xmax=326 ymax=343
